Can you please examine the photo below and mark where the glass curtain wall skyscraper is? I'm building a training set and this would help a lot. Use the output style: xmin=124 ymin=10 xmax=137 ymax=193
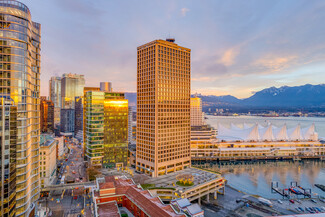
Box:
xmin=0 ymin=99 xmax=17 ymax=217
xmin=49 ymin=76 xmax=61 ymax=127
xmin=85 ymin=91 xmax=128 ymax=168
xmin=0 ymin=1 xmax=41 ymax=216
xmin=136 ymin=39 xmax=191 ymax=177
xmin=61 ymin=73 xmax=85 ymax=109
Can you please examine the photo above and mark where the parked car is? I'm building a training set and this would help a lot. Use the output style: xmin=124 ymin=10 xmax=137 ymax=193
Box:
xmin=289 ymin=199 xmax=295 ymax=204
xmin=311 ymin=199 xmax=317 ymax=203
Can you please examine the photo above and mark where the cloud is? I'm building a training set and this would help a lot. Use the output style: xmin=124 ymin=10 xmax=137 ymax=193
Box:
xmin=218 ymin=48 xmax=240 ymax=66
xmin=180 ymin=8 xmax=190 ymax=16
xmin=253 ymin=55 xmax=298 ymax=73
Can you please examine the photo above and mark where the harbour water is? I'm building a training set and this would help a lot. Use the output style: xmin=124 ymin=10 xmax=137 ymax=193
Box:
xmin=205 ymin=115 xmax=325 ymax=199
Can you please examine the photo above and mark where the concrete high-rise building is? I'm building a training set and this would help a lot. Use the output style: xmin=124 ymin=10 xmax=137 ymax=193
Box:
xmin=0 ymin=1 xmax=41 ymax=216
xmin=85 ymin=91 xmax=128 ymax=168
xmin=61 ymin=73 xmax=85 ymax=109
xmin=49 ymin=77 xmax=61 ymax=127
xmin=100 ymin=82 xmax=112 ymax=92
xmin=136 ymin=39 xmax=191 ymax=177
xmin=60 ymin=109 xmax=75 ymax=136
xmin=190 ymin=97 xmax=203 ymax=127
xmin=0 ymin=99 xmax=17 ymax=217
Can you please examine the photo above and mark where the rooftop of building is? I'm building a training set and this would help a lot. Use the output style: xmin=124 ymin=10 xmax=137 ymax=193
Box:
xmin=95 ymin=175 xmax=186 ymax=217
xmin=40 ymin=134 xmax=55 ymax=147
xmin=137 ymin=39 xmax=191 ymax=52
xmin=143 ymin=167 xmax=223 ymax=193
xmin=97 ymin=201 xmax=121 ymax=217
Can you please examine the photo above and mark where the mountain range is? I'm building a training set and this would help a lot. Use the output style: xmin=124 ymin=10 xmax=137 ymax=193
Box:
xmin=125 ymin=84 xmax=325 ymax=110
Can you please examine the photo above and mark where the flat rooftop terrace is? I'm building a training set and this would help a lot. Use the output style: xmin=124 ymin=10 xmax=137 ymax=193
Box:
xmin=143 ymin=167 xmax=223 ymax=192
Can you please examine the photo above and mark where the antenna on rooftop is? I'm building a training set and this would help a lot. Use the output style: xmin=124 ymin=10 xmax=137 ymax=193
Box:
xmin=166 ymin=33 xmax=175 ymax=43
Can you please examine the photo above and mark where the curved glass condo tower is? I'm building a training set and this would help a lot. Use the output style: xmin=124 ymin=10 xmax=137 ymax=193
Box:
xmin=0 ymin=1 xmax=41 ymax=216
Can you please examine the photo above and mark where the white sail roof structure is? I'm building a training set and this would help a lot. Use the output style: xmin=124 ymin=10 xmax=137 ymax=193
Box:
xmin=230 ymin=123 xmax=242 ymax=130
xmin=259 ymin=125 xmax=275 ymax=141
xmin=287 ymin=124 xmax=304 ymax=141
xmin=272 ymin=124 xmax=288 ymax=141
xmin=217 ymin=123 xmax=318 ymax=142
xmin=301 ymin=124 xmax=318 ymax=141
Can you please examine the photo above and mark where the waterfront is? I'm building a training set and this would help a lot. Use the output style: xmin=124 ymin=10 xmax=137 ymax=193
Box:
xmin=203 ymin=115 xmax=325 ymax=200
xmin=206 ymin=115 xmax=325 ymax=138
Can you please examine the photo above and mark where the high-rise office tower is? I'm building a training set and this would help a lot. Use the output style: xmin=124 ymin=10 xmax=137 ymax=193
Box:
xmin=49 ymin=76 xmax=61 ymax=127
xmin=61 ymin=73 xmax=85 ymax=109
xmin=0 ymin=99 xmax=17 ymax=217
xmin=60 ymin=109 xmax=75 ymax=136
xmin=40 ymin=97 xmax=54 ymax=133
xmin=0 ymin=1 xmax=41 ymax=216
xmin=74 ymin=96 xmax=83 ymax=135
xmin=83 ymin=87 xmax=100 ymax=161
xmin=190 ymin=97 xmax=203 ymax=127
xmin=100 ymin=82 xmax=112 ymax=92
xmin=136 ymin=39 xmax=191 ymax=177
xmin=85 ymin=91 xmax=128 ymax=168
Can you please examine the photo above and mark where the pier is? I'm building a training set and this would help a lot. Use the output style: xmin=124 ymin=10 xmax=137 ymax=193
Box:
xmin=271 ymin=182 xmax=290 ymax=198
xmin=271 ymin=181 xmax=312 ymax=199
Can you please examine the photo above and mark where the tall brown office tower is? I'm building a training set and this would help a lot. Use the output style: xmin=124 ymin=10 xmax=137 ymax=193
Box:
xmin=136 ymin=39 xmax=191 ymax=177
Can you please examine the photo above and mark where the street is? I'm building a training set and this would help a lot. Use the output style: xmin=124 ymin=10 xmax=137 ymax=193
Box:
xmin=38 ymin=138 xmax=91 ymax=217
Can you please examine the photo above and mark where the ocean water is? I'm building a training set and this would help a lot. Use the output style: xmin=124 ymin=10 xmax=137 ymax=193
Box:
xmin=204 ymin=115 xmax=325 ymax=199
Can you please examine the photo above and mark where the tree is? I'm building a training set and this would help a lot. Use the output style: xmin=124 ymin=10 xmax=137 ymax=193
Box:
xmin=87 ymin=167 xmax=101 ymax=181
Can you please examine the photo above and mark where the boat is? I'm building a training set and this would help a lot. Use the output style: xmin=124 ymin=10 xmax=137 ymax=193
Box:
xmin=289 ymin=187 xmax=303 ymax=195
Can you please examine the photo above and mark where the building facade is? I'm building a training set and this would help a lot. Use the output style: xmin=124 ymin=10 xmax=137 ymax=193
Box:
xmin=85 ymin=91 xmax=128 ymax=168
xmin=100 ymin=82 xmax=112 ymax=92
xmin=60 ymin=109 xmax=75 ymax=136
xmin=190 ymin=97 xmax=203 ymax=127
xmin=40 ymin=97 xmax=54 ymax=133
xmin=0 ymin=99 xmax=17 ymax=217
xmin=0 ymin=1 xmax=41 ymax=216
xmin=61 ymin=73 xmax=85 ymax=109
xmin=128 ymin=106 xmax=136 ymax=144
xmin=136 ymin=39 xmax=191 ymax=177
xmin=74 ymin=96 xmax=83 ymax=136
xmin=54 ymin=136 xmax=65 ymax=160
xmin=49 ymin=76 xmax=61 ymax=127
xmin=83 ymin=87 xmax=100 ymax=161
xmin=40 ymin=134 xmax=57 ymax=188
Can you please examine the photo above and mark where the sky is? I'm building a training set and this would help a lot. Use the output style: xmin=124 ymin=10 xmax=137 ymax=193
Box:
xmin=20 ymin=0 xmax=325 ymax=98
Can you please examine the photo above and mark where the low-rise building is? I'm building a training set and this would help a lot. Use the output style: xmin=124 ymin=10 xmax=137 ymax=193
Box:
xmin=40 ymin=134 xmax=57 ymax=187
xmin=171 ymin=198 xmax=204 ymax=217
xmin=55 ymin=136 xmax=65 ymax=159
xmin=191 ymin=124 xmax=325 ymax=161
xmin=93 ymin=175 xmax=201 ymax=217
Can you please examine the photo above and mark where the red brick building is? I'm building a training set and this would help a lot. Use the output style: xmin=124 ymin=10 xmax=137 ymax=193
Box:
xmin=94 ymin=176 xmax=187 ymax=217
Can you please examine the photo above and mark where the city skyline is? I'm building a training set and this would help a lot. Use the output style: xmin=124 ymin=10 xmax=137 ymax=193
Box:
xmin=19 ymin=0 xmax=325 ymax=98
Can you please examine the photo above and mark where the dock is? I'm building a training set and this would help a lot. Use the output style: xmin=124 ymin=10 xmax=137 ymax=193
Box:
xmin=271 ymin=182 xmax=290 ymax=198
xmin=315 ymin=184 xmax=325 ymax=192
xmin=271 ymin=181 xmax=312 ymax=198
